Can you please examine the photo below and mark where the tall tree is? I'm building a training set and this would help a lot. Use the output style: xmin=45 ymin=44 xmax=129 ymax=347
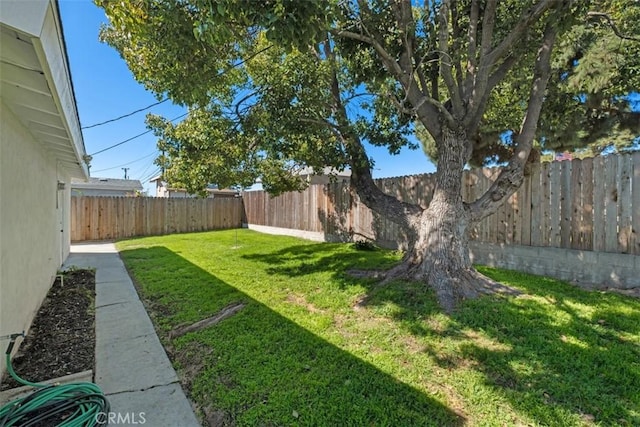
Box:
xmin=97 ymin=0 xmax=638 ymax=311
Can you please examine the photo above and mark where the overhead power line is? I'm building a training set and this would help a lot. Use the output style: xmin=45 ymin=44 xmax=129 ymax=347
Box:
xmin=90 ymin=151 xmax=158 ymax=173
xmin=89 ymin=112 xmax=188 ymax=156
xmin=88 ymin=45 xmax=275 ymax=156
xmin=140 ymin=167 xmax=162 ymax=184
xmin=136 ymin=158 xmax=158 ymax=182
xmin=81 ymin=98 xmax=170 ymax=129
xmin=81 ymin=45 xmax=274 ymax=131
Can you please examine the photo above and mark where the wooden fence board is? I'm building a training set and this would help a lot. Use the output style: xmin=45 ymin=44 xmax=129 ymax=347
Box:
xmin=520 ymin=171 xmax=532 ymax=246
xmin=604 ymin=155 xmax=619 ymax=253
xmin=481 ymin=171 xmax=493 ymax=243
xmin=539 ymin=162 xmax=551 ymax=246
xmin=71 ymin=196 xmax=243 ymax=242
xmin=548 ymin=162 xmax=562 ymax=247
xmin=560 ymin=160 xmax=572 ymax=248
xmin=592 ymin=156 xmax=606 ymax=252
xmin=580 ymin=158 xmax=594 ymax=251
xmin=512 ymin=191 xmax=521 ymax=245
xmin=570 ymin=160 xmax=582 ymax=249
xmin=618 ymin=155 xmax=633 ymax=253
xmin=530 ymin=163 xmax=542 ymax=246
xmin=483 ymin=168 xmax=499 ymax=244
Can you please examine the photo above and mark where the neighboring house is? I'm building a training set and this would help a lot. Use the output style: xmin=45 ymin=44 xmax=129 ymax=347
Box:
xmin=249 ymin=167 xmax=352 ymax=191
xmin=0 ymin=0 xmax=89 ymax=376
xmin=71 ymin=177 xmax=143 ymax=197
xmin=150 ymin=176 xmax=239 ymax=198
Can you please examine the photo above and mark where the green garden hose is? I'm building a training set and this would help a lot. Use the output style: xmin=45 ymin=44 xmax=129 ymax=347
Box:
xmin=0 ymin=334 xmax=110 ymax=427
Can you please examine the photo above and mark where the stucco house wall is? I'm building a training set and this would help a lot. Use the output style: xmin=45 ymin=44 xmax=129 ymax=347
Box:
xmin=0 ymin=0 xmax=88 ymax=378
xmin=0 ymin=102 xmax=73 ymax=360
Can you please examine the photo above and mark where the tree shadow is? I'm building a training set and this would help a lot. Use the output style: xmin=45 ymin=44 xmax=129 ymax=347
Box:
xmin=118 ymin=245 xmax=463 ymax=426
xmin=240 ymin=242 xmax=400 ymax=289
xmin=121 ymin=240 xmax=640 ymax=425
xmin=249 ymin=244 xmax=640 ymax=425
xmin=350 ymin=263 xmax=640 ymax=425
xmin=449 ymin=268 xmax=640 ymax=425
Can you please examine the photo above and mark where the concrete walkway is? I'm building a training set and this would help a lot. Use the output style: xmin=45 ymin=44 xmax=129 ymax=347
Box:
xmin=63 ymin=243 xmax=200 ymax=426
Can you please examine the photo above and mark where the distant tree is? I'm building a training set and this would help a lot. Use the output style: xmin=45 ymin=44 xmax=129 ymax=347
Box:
xmin=538 ymin=2 xmax=640 ymax=155
xmin=416 ymin=0 xmax=640 ymax=165
xmin=97 ymin=0 xmax=639 ymax=311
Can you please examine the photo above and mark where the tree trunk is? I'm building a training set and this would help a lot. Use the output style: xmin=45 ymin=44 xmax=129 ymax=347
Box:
xmin=383 ymin=128 xmax=509 ymax=312
xmin=406 ymin=199 xmax=489 ymax=313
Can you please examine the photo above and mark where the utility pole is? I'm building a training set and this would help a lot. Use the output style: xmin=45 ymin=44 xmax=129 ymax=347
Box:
xmin=122 ymin=168 xmax=129 ymax=180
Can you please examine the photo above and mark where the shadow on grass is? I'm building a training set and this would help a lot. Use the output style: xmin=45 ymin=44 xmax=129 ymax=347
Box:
xmin=119 ymin=246 xmax=463 ymax=426
xmin=247 ymin=242 xmax=640 ymax=424
xmin=455 ymin=267 xmax=640 ymax=425
xmin=366 ymin=264 xmax=640 ymax=425
xmin=240 ymin=242 xmax=400 ymax=287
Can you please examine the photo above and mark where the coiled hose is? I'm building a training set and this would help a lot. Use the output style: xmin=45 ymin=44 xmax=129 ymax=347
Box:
xmin=0 ymin=333 xmax=110 ymax=426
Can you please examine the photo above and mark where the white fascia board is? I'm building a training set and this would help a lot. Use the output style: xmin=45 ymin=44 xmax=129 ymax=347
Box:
xmin=31 ymin=1 xmax=88 ymax=179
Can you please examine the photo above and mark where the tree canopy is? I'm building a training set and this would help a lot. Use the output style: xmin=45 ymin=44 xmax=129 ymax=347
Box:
xmin=98 ymin=0 xmax=640 ymax=310
xmin=98 ymin=0 xmax=638 ymax=192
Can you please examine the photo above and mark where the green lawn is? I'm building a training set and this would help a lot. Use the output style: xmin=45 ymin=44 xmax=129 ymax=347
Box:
xmin=116 ymin=230 xmax=640 ymax=426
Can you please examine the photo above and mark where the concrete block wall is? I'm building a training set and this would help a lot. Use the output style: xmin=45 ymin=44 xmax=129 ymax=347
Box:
xmin=470 ymin=242 xmax=640 ymax=289
xmin=245 ymin=224 xmax=640 ymax=290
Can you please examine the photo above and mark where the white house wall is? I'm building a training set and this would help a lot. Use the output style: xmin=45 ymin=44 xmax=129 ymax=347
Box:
xmin=0 ymin=101 xmax=70 ymax=377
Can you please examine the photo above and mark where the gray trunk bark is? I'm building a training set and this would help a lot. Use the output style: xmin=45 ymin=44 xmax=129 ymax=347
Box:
xmin=383 ymin=128 xmax=512 ymax=312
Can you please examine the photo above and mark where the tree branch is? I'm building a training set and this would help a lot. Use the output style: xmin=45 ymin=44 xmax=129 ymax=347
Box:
xmin=466 ymin=0 xmax=480 ymax=75
xmin=465 ymin=54 xmax=518 ymax=131
xmin=322 ymin=39 xmax=423 ymax=226
xmin=587 ymin=11 xmax=640 ymax=42
xmin=437 ymin=0 xmax=464 ymax=118
xmin=449 ymin=0 xmax=465 ymax=102
xmin=333 ymin=28 xmax=450 ymax=134
xmin=484 ymin=0 xmax=555 ymax=66
xmin=480 ymin=0 xmax=498 ymax=57
xmin=469 ymin=15 xmax=559 ymax=222
xmin=466 ymin=0 xmax=497 ymax=125
xmin=468 ymin=0 xmax=555 ymax=128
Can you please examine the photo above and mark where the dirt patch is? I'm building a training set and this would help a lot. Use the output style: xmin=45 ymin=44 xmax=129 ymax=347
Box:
xmin=346 ymin=269 xmax=386 ymax=279
xmin=1 ymin=269 xmax=96 ymax=390
xmin=285 ymin=294 xmax=326 ymax=314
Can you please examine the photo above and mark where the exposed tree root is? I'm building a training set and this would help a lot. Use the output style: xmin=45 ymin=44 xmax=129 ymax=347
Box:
xmin=428 ymin=267 xmax=521 ymax=313
xmin=169 ymin=302 xmax=245 ymax=339
xmin=351 ymin=262 xmax=520 ymax=313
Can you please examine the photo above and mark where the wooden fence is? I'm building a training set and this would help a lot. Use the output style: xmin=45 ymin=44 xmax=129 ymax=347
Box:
xmin=70 ymin=196 xmax=243 ymax=242
xmin=243 ymin=152 xmax=640 ymax=255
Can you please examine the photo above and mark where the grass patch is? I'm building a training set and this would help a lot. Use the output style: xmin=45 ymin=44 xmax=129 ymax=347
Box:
xmin=117 ymin=230 xmax=640 ymax=426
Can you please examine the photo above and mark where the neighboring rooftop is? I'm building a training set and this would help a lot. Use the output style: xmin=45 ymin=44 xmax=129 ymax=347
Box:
xmin=71 ymin=177 xmax=143 ymax=196
xmin=295 ymin=166 xmax=352 ymax=178
xmin=150 ymin=176 xmax=239 ymax=198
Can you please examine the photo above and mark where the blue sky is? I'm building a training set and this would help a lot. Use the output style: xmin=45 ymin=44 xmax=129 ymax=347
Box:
xmin=58 ymin=1 xmax=436 ymax=195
